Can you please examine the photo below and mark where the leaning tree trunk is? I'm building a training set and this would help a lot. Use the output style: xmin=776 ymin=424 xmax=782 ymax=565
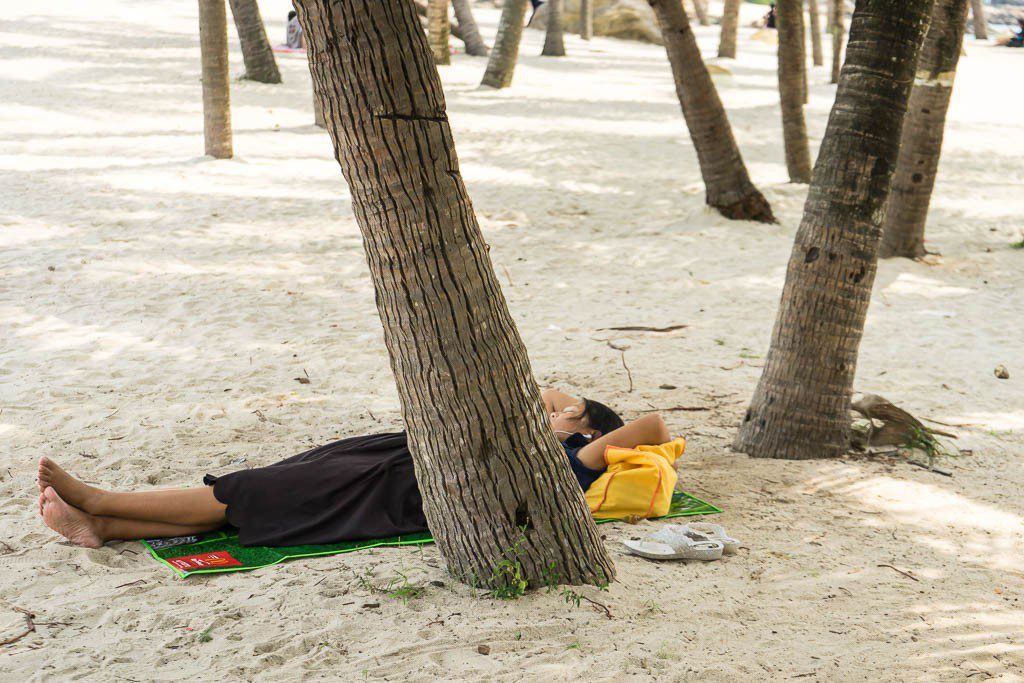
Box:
xmin=227 ymin=0 xmax=281 ymax=83
xmin=808 ymin=0 xmax=824 ymax=65
xmin=428 ymin=0 xmax=451 ymax=65
xmin=880 ymin=0 xmax=967 ymax=259
xmin=831 ymin=0 xmax=845 ymax=83
xmin=452 ymin=0 xmax=490 ymax=56
xmin=198 ymin=0 xmax=232 ymax=158
xmin=481 ymin=0 xmax=528 ymax=88
xmin=691 ymin=0 xmax=711 ymax=26
xmin=969 ymin=0 xmax=987 ymax=39
xmin=777 ymin=0 xmax=813 ymax=183
xmin=542 ymin=0 xmax=566 ymax=55
xmin=718 ymin=0 xmax=742 ymax=58
xmin=648 ymin=0 xmax=776 ymax=222
xmin=732 ymin=0 xmax=934 ymax=460
xmin=580 ymin=0 xmax=593 ymax=39
xmin=294 ymin=0 xmax=615 ymax=588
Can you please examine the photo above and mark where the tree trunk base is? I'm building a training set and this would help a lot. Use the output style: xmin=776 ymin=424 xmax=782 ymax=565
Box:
xmin=878 ymin=240 xmax=928 ymax=260
xmin=712 ymin=191 xmax=777 ymax=224
xmin=242 ymin=68 xmax=282 ymax=84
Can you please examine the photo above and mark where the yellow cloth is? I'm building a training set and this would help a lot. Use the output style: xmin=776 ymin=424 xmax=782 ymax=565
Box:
xmin=585 ymin=438 xmax=686 ymax=520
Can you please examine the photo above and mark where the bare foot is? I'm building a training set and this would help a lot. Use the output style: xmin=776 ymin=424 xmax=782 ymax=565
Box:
xmin=41 ymin=487 xmax=104 ymax=549
xmin=37 ymin=457 xmax=102 ymax=512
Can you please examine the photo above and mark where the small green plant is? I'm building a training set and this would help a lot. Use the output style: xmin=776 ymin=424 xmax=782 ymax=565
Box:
xmin=641 ymin=599 xmax=664 ymax=615
xmin=197 ymin=626 xmax=213 ymax=643
xmin=1011 ymin=238 xmax=1024 ymax=250
xmin=487 ymin=530 xmax=530 ymax=600
xmin=566 ymin=641 xmax=583 ymax=652
xmin=357 ymin=568 xmax=424 ymax=604
xmin=514 ymin=630 xmax=522 ymax=641
xmin=714 ymin=338 xmax=725 ymax=346
xmin=560 ymin=588 xmax=582 ymax=608
xmin=541 ymin=561 xmax=562 ymax=593
xmin=901 ymin=425 xmax=955 ymax=469
xmin=739 ymin=347 xmax=761 ymax=359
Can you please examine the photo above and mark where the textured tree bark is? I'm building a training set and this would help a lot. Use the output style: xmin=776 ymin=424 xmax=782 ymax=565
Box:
xmin=808 ymin=0 xmax=824 ymax=65
xmin=691 ymin=0 xmax=711 ymax=26
xmin=198 ymin=0 xmax=232 ymax=159
xmin=312 ymin=85 xmax=326 ymax=128
xmin=969 ymin=0 xmax=987 ymax=39
xmin=428 ymin=0 xmax=451 ymax=65
xmin=777 ymin=0 xmax=813 ymax=183
xmin=542 ymin=0 xmax=566 ymax=55
xmin=732 ymin=0 xmax=934 ymax=460
xmin=831 ymin=0 xmax=845 ymax=83
xmin=880 ymin=0 xmax=967 ymax=259
xmin=718 ymin=0 xmax=742 ymax=58
xmin=294 ymin=0 xmax=615 ymax=587
xmin=227 ymin=0 xmax=281 ymax=83
xmin=580 ymin=0 xmax=593 ymax=39
xmin=452 ymin=0 xmax=490 ymax=56
xmin=481 ymin=0 xmax=528 ymax=88
xmin=648 ymin=0 xmax=775 ymax=223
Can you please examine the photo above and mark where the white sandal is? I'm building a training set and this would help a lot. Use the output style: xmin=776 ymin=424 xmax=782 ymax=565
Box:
xmin=682 ymin=523 xmax=740 ymax=555
xmin=622 ymin=525 xmax=725 ymax=561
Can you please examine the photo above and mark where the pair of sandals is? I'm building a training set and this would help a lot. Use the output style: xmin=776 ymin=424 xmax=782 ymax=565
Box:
xmin=623 ymin=523 xmax=739 ymax=561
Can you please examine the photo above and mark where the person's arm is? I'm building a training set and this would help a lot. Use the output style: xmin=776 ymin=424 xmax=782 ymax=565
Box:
xmin=574 ymin=413 xmax=670 ymax=470
xmin=540 ymin=388 xmax=580 ymax=415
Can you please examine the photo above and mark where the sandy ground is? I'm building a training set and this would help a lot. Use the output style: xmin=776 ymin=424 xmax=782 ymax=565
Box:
xmin=2 ymin=1 xmax=1023 ymax=680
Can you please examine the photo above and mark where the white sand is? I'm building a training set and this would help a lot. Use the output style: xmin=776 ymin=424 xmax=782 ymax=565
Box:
xmin=2 ymin=1 xmax=1023 ymax=679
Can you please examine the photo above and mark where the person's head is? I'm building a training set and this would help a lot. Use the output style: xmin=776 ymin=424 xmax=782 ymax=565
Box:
xmin=288 ymin=10 xmax=297 ymax=20
xmin=549 ymin=398 xmax=624 ymax=440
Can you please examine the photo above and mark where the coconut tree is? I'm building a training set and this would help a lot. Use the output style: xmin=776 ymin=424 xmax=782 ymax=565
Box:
xmin=227 ymin=0 xmax=281 ymax=83
xmin=543 ymin=0 xmax=566 ymax=55
xmin=198 ymin=0 xmax=232 ymax=159
xmin=831 ymin=0 xmax=845 ymax=83
xmin=293 ymin=0 xmax=615 ymax=588
xmin=808 ymin=0 xmax=824 ymax=65
xmin=452 ymin=0 xmax=490 ymax=56
xmin=428 ymin=0 xmax=451 ymax=65
xmin=777 ymin=0 xmax=812 ymax=183
xmin=718 ymin=0 xmax=742 ymax=58
xmin=732 ymin=0 xmax=935 ymax=460
xmin=880 ymin=0 xmax=968 ymax=259
xmin=481 ymin=0 xmax=528 ymax=88
xmin=969 ymin=0 xmax=987 ymax=39
xmin=648 ymin=0 xmax=776 ymax=222
xmin=580 ymin=0 xmax=593 ymax=39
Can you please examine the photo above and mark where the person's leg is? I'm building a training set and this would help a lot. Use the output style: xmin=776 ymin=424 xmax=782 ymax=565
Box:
xmin=39 ymin=457 xmax=227 ymax=525
xmin=40 ymin=487 xmax=222 ymax=547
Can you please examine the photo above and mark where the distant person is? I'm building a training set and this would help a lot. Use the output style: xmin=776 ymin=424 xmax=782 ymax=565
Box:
xmin=528 ymin=0 xmax=544 ymax=27
xmin=765 ymin=3 xmax=777 ymax=29
xmin=1009 ymin=18 xmax=1024 ymax=48
xmin=286 ymin=10 xmax=304 ymax=50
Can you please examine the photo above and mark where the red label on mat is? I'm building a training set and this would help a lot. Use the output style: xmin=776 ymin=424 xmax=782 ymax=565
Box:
xmin=167 ymin=551 xmax=243 ymax=571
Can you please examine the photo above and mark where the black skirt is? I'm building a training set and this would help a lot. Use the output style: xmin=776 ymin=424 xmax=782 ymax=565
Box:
xmin=204 ymin=432 xmax=429 ymax=547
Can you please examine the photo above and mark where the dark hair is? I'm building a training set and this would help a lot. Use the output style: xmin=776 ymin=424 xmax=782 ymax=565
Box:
xmin=580 ymin=398 xmax=624 ymax=437
xmin=288 ymin=10 xmax=297 ymax=20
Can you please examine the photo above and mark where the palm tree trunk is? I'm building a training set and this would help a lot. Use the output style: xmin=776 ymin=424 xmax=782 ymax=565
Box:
xmin=542 ymin=0 xmax=566 ymax=55
xmin=452 ymin=0 xmax=490 ymax=56
xmin=777 ymin=0 xmax=812 ymax=183
xmin=428 ymin=0 xmax=451 ymax=65
xmin=718 ymin=0 xmax=742 ymax=58
xmin=691 ymin=0 xmax=711 ymax=26
xmin=732 ymin=0 xmax=934 ymax=460
xmin=198 ymin=0 xmax=232 ymax=159
xmin=481 ymin=0 xmax=528 ymax=88
xmin=580 ymin=0 xmax=593 ymax=39
xmin=808 ymin=0 xmax=824 ymax=66
xmin=880 ymin=0 xmax=968 ymax=259
xmin=648 ymin=0 xmax=775 ymax=222
xmin=227 ymin=0 xmax=281 ymax=84
xmin=294 ymin=0 xmax=615 ymax=588
xmin=969 ymin=0 xmax=987 ymax=39
xmin=831 ymin=0 xmax=845 ymax=83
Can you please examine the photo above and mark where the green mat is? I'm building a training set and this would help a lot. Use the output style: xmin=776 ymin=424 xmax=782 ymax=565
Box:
xmin=142 ymin=491 xmax=721 ymax=578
